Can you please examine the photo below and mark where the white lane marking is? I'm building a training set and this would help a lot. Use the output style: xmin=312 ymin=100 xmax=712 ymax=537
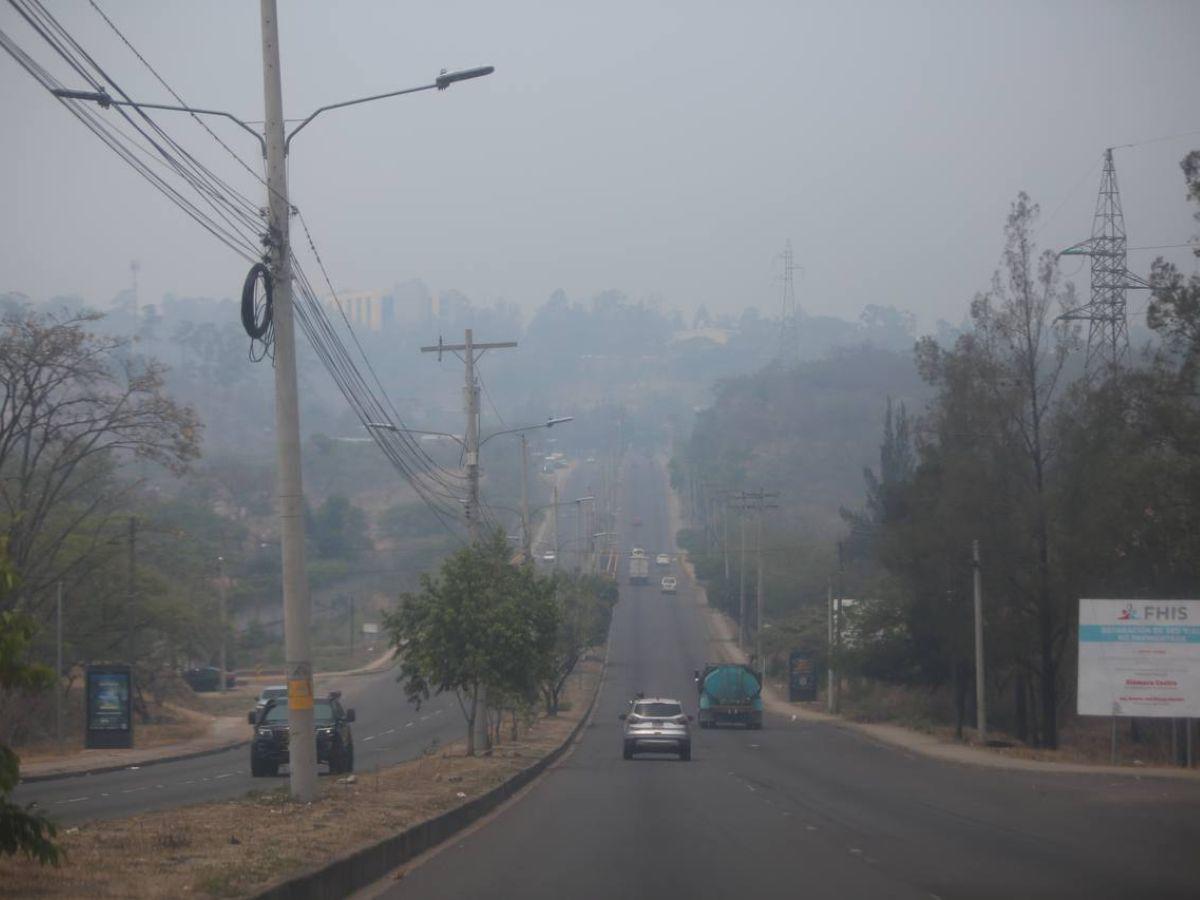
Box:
xmin=419 ymin=715 xmax=429 ymax=722
xmin=746 ymin=784 xmax=757 ymax=793
xmin=215 ymin=773 xmax=234 ymax=779
xmin=100 ymin=793 xmax=109 ymax=798
xmin=433 ymin=709 xmax=444 ymax=716
xmin=405 ymin=721 xmax=414 ymax=728
xmin=383 ymin=728 xmax=396 ymax=735
xmin=805 ymin=825 xmax=818 ymax=831
xmin=363 ymin=735 xmax=376 ymax=742
xmin=64 ymin=796 xmax=89 ymax=804
xmin=121 ymin=787 xmax=145 ymax=794
xmin=849 ymin=848 xmax=862 ymax=855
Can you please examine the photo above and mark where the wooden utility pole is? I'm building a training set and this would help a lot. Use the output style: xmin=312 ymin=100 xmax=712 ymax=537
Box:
xmin=420 ymin=328 xmax=516 ymax=753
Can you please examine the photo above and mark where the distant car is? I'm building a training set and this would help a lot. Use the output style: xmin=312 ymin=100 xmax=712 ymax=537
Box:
xmin=542 ymin=551 xmax=557 ymax=563
xmin=656 ymin=553 xmax=671 ymax=566
xmin=619 ymin=697 xmax=692 ymax=761
xmin=255 ymin=685 xmax=288 ymax=710
xmin=661 ymin=576 xmax=678 ymax=594
xmin=183 ymin=666 xmax=236 ymax=692
xmin=249 ymin=692 xmax=356 ymax=777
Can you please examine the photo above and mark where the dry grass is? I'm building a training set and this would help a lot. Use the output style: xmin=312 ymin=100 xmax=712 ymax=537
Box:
xmin=0 ymin=657 xmax=602 ymax=899
xmin=831 ymin=678 xmax=1193 ymax=768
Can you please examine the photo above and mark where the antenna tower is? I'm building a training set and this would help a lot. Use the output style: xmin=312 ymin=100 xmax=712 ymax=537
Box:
xmin=1059 ymin=148 xmax=1150 ymax=372
xmin=777 ymin=240 xmax=802 ymax=362
xmin=130 ymin=259 xmax=141 ymax=316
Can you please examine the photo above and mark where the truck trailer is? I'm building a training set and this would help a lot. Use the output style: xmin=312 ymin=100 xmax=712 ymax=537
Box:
xmin=695 ymin=663 xmax=763 ymax=729
xmin=629 ymin=550 xmax=649 ymax=585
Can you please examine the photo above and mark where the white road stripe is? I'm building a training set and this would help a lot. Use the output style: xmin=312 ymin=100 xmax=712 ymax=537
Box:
xmin=363 ymin=735 xmax=376 ymax=742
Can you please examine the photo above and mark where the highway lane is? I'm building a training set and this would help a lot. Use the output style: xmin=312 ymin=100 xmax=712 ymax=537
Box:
xmin=381 ymin=452 xmax=1200 ymax=900
xmin=14 ymin=663 xmax=462 ymax=824
xmin=16 ymin=464 xmax=592 ymax=825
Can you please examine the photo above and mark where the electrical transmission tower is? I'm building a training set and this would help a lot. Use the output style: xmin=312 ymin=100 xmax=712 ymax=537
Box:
xmin=1059 ymin=148 xmax=1150 ymax=373
xmin=776 ymin=240 xmax=802 ymax=363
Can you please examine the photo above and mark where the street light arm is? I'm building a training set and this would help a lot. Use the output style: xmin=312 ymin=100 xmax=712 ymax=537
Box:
xmin=50 ymin=88 xmax=266 ymax=156
xmin=364 ymin=422 xmax=465 ymax=449
xmin=478 ymin=416 xmax=573 ymax=449
xmin=285 ymin=82 xmax=435 ymax=152
xmin=285 ymin=66 xmax=494 ymax=152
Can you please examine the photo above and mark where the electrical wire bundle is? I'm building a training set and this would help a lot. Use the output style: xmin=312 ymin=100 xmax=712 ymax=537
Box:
xmin=1 ymin=0 xmax=472 ymax=539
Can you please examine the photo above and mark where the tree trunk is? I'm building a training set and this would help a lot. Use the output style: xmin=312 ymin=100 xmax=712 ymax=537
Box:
xmin=465 ymin=685 xmax=477 ymax=757
xmin=1014 ymin=672 xmax=1028 ymax=744
xmin=953 ymin=660 xmax=965 ymax=741
xmin=510 ymin=709 xmax=519 ymax=742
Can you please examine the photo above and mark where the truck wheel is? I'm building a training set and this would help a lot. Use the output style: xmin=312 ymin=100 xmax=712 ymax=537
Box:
xmin=250 ymin=755 xmax=265 ymax=777
xmin=623 ymin=741 xmax=634 ymax=760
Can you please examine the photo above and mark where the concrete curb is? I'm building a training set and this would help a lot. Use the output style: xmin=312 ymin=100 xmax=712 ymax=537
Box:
xmin=18 ymin=736 xmax=249 ymax=784
xmin=252 ymin=650 xmax=608 ymax=900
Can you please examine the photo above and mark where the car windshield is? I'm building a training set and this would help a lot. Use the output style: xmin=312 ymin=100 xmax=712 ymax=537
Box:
xmin=260 ymin=688 xmax=286 ymax=701
xmin=263 ymin=700 xmax=335 ymax=725
xmin=633 ymin=702 xmax=682 ymax=718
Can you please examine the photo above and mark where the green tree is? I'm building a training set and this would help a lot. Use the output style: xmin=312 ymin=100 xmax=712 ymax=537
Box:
xmin=309 ymin=495 xmax=371 ymax=560
xmin=0 ymin=542 xmax=61 ymax=866
xmin=384 ymin=531 xmax=558 ymax=756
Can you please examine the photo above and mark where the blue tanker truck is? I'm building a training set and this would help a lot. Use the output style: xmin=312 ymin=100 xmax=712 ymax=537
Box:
xmin=694 ymin=663 xmax=763 ymax=729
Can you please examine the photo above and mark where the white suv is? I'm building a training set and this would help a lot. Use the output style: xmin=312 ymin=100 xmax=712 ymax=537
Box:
xmin=660 ymin=576 xmax=677 ymax=594
xmin=620 ymin=698 xmax=692 ymax=761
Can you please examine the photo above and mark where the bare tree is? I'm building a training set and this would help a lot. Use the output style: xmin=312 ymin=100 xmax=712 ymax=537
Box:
xmin=0 ymin=309 xmax=200 ymax=612
xmin=967 ymin=193 xmax=1077 ymax=748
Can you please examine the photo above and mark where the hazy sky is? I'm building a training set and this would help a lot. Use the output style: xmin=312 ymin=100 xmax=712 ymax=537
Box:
xmin=2 ymin=1 xmax=1198 ymax=330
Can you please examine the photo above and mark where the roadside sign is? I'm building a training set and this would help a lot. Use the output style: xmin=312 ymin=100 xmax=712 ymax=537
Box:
xmin=85 ymin=664 xmax=133 ymax=749
xmin=1077 ymin=599 xmax=1200 ymax=718
xmin=788 ymin=650 xmax=818 ymax=702
xmin=361 ymin=622 xmax=379 ymax=635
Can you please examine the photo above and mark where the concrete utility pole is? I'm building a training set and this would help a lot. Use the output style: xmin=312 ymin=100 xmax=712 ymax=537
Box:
xmin=421 ymin=329 xmax=516 ymax=752
xmin=756 ymin=502 xmax=765 ymax=688
xmin=552 ymin=482 xmax=560 ymax=569
xmin=520 ymin=434 xmax=532 ymax=562
xmin=972 ymin=540 xmax=987 ymax=744
xmin=738 ymin=513 xmax=747 ymax=652
xmin=56 ymin=581 xmax=63 ymax=752
xmin=217 ymin=556 xmax=227 ymax=695
xmin=260 ymin=0 xmax=316 ymax=801
xmin=827 ymin=578 xmax=836 ymax=714
xmin=127 ymin=515 xmax=137 ymax=666
xmin=731 ymin=489 xmax=778 ymax=684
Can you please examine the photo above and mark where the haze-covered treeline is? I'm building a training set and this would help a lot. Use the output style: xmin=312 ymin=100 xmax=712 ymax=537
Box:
xmin=676 ymin=153 xmax=1200 ymax=752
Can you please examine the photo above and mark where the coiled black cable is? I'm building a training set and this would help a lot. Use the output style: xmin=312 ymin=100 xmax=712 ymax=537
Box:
xmin=241 ymin=262 xmax=273 ymax=340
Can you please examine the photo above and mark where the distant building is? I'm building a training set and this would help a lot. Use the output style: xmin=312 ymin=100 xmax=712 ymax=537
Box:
xmin=669 ymin=326 xmax=732 ymax=348
xmin=329 ymin=289 xmax=393 ymax=333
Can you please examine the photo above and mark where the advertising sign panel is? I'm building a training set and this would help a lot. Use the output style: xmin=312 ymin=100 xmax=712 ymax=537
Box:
xmin=788 ymin=650 xmax=818 ymax=702
xmin=85 ymin=664 xmax=133 ymax=748
xmin=1077 ymin=599 xmax=1200 ymax=718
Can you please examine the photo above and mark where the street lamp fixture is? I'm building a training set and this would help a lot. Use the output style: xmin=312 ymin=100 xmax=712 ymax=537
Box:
xmin=50 ymin=63 xmax=496 ymax=157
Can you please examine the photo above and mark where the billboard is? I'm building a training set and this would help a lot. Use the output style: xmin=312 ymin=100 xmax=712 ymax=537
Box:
xmin=788 ymin=650 xmax=818 ymax=702
xmin=1077 ymin=599 xmax=1200 ymax=718
xmin=85 ymin=664 xmax=134 ymax=748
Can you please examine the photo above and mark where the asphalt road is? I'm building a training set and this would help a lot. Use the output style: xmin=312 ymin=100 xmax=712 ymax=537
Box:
xmin=13 ymin=662 xmax=466 ymax=824
xmin=382 ymin=452 xmax=1200 ymax=900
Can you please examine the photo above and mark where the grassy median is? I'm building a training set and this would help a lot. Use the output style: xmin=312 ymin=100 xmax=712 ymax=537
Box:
xmin=1 ymin=655 xmax=603 ymax=899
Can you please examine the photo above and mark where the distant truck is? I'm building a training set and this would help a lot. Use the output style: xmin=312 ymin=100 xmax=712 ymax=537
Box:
xmin=694 ymin=663 xmax=762 ymax=729
xmin=629 ymin=549 xmax=649 ymax=585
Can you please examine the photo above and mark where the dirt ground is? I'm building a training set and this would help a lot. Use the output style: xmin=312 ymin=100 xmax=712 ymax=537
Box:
xmin=0 ymin=657 xmax=603 ymax=899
